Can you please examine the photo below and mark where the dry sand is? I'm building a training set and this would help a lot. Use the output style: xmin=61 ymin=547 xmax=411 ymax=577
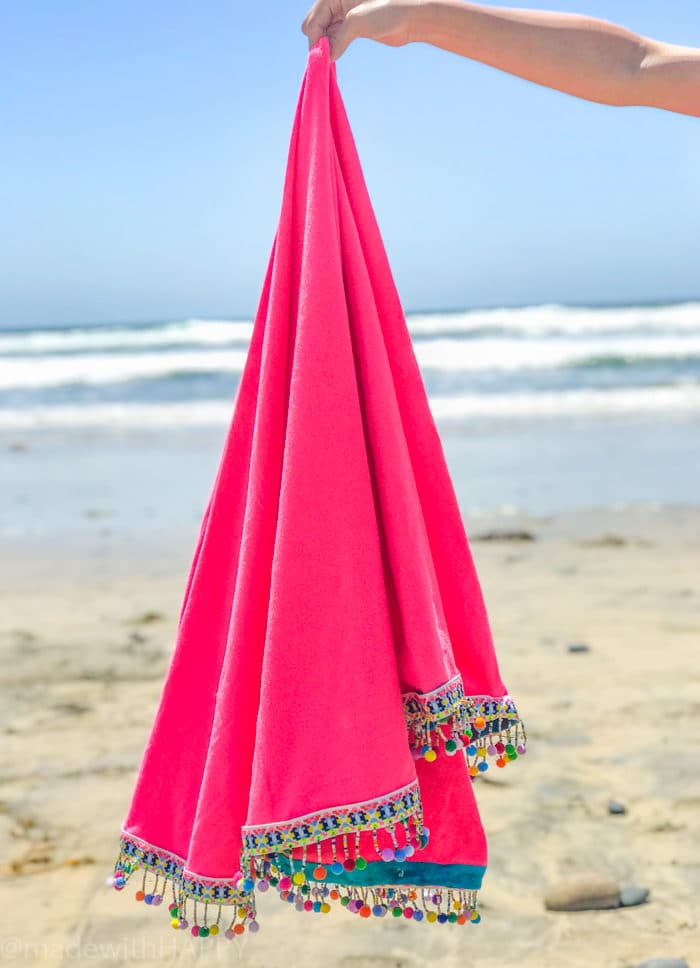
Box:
xmin=1 ymin=505 xmax=699 ymax=967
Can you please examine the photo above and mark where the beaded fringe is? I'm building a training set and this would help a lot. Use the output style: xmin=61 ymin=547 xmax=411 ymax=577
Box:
xmin=110 ymin=840 xmax=482 ymax=936
xmin=110 ymin=679 xmax=526 ymax=936
xmin=241 ymin=854 xmax=481 ymax=925
xmin=403 ymin=678 xmax=527 ymax=775
xmin=110 ymin=853 xmax=255 ymax=937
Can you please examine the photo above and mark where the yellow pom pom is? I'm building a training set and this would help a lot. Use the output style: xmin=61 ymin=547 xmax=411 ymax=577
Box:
xmin=477 ymin=747 xmax=487 ymax=757
xmin=170 ymin=919 xmax=179 ymax=929
xmin=424 ymin=749 xmax=437 ymax=762
xmin=209 ymin=925 xmax=219 ymax=936
xmin=237 ymin=906 xmax=247 ymax=918
xmin=292 ymin=871 xmax=306 ymax=885
xmin=427 ymin=911 xmax=438 ymax=923
xmin=321 ymin=902 xmax=331 ymax=913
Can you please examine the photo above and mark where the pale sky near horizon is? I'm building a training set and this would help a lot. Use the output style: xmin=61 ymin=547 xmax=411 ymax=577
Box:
xmin=1 ymin=1 xmax=698 ymax=329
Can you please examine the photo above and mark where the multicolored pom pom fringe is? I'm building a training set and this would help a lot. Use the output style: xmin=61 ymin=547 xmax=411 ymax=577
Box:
xmin=403 ymin=677 xmax=527 ymax=774
xmin=111 ymin=831 xmax=484 ymax=937
xmin=110 ymin=680 xmax=525 ymax=937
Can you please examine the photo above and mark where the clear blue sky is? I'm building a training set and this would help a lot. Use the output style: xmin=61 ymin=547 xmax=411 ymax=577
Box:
xmin=1 ymin=1 xmax=698 ymax=328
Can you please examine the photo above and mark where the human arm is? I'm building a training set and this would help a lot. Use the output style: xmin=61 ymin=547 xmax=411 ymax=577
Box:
xmin=416 ymin=1 xmax=700 ymax=116
xmin=300 ymin=0 xmax=700 ymax=117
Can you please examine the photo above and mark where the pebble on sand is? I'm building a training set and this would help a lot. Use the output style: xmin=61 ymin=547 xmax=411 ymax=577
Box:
xmin=544 ymin=874 xmax=620 ymax=911
xmin=608 ymin=799 xmax=627 ymax=814
xmin=620 ymin=885 xmax=650 ymax=907
xmin=567 ymin=642 xmax=591 ymax=653
xmin=635 ymin=960 xmax=689 ymax=968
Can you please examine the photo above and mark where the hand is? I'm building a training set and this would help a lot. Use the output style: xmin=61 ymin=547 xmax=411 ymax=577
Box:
xmin=300 ymin=0 xmax=424 ymax=62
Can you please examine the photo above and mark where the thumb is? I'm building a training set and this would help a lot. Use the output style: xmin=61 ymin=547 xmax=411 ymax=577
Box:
xmin=327 ymin=11 xmax=360 ymax=61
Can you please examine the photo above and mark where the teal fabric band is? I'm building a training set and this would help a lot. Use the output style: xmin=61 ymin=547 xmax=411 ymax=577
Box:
xmin=273 ymin=855 xmax=486 ymax=890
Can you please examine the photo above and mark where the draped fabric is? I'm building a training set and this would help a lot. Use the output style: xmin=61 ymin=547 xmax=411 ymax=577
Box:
xmin=111 ymin=36 xmax=526 ymax=936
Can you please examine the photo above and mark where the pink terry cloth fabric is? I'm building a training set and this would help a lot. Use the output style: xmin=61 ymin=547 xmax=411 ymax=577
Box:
xmin=112 ymin=35 xmax=526 ymax=934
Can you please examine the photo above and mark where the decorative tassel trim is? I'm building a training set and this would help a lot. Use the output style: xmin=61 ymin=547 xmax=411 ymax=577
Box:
xmin=114 ymin=831 xmax=250 ymax=902
xmin=111 ymin=831 xmax=260 ymax=934
xmin=109 ymin=833 xmax=483 ymax=935
xmin=402 ymin=674 xmax=527 ymax=773
xmin=265 ymin=852 xmax=482 ymax=923
xmin=110 ymin=686 xmax=527 ymax=935
xmin=240 ymin=778 xmax=426 ymax=872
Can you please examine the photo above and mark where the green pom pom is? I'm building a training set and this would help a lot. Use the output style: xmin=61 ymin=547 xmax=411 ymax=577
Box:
xmin=355 ymin=857 xmax=367 ymax=870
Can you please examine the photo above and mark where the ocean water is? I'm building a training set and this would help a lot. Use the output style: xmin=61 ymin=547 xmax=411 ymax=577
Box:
xmin=1 ymin=300 xmax=699 ymax=542
xmin=1 ymin=300 xmax=700 ymax=428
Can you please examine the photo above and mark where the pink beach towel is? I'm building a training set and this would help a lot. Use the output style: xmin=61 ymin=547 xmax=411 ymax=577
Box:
xmin=111 ymin=35 xmax=526 ymax=936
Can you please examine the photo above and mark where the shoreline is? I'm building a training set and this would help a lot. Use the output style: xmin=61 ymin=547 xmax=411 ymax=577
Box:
xmin=3 ymin=407 xmax=700 ymax=554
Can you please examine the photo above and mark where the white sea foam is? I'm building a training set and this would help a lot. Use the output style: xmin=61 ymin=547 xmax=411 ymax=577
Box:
xmin=1 ymin=385 xmax=698 ymax=431
xmin=0 ymin=319 xmax=253 ymax=355
xmin=1 ymin=302 xmax=698 ymax=357
xmin=413 ymin=335 xmax=700 ymax=372
xmin=1 ymin=336 xmax=699 ymax=390
xmin=428 ymin=385 xmax=700 ymax=420
xmin=0 ymin=349 xmax=251 ymax=390
xmin=406 ymin=301 xmax=700 ymax=336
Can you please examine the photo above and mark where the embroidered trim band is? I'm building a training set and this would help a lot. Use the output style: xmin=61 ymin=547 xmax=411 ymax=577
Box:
xmin=240 ymin=779 xmax=426 ymax=872
xmin=402 ymin=674 xmax=527 ymax=774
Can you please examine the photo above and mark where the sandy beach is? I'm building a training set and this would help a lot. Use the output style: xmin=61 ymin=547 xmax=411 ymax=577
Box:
xmin=1 ymin=501 xmax=698 ymax=967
